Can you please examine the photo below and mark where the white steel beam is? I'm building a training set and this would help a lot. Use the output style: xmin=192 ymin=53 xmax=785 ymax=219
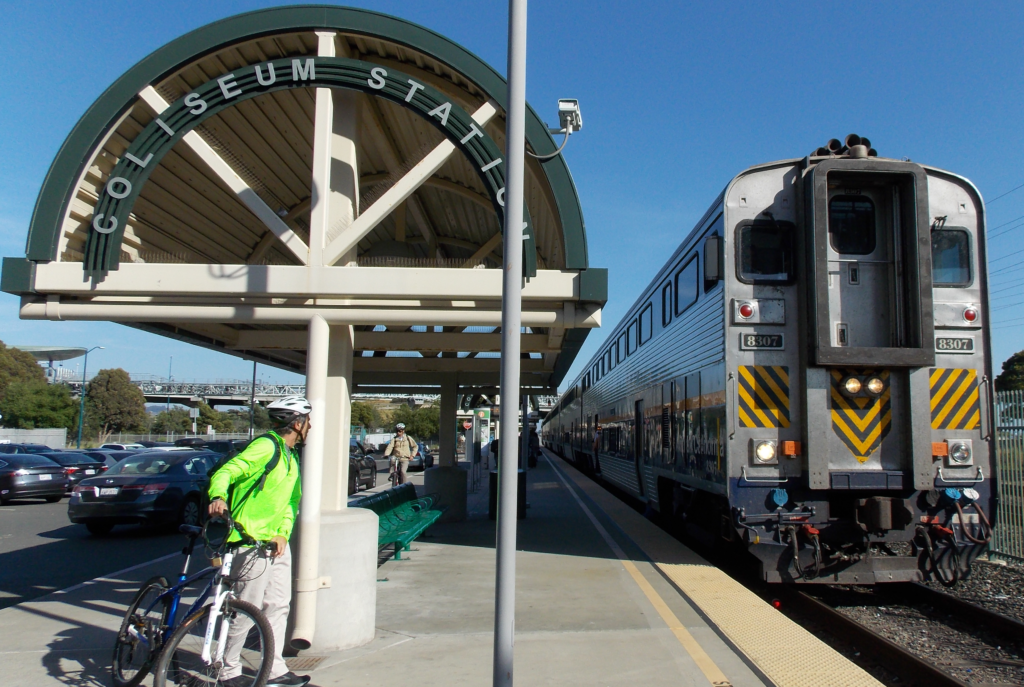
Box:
xmin=228 ymin=330 xmax=556 ymax=352
xmin=137 ymin=86 xmax=309 ymax=265
xmin=322 ymin=101 xmax=499 ymax=266
xmin=462 ymin=233 xmax=503 ymax=267
xmin=31 ymin=263 xmax=581 ymax=300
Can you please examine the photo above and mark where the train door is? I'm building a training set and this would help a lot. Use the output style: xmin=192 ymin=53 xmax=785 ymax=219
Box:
xmin=684 ymin=372 xmax=701 ymax=475
xmin=634 ymin=399 xmax=646 ymax=496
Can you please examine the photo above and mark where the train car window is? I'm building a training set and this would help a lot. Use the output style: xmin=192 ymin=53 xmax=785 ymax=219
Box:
xmin=662 ymin=282 xmax=673 ymax=327
xmin=616 ymin=332 xmax=627 ymax=362
xmin=828 ymin=195 xmax=876 ymax=255
xmin=627 ymin=320 xmax=638 ymax=355
xmin=736 ymin=220 xmax=796 ymax=284
xmin=675 ymin=256 xmax=699 ymax=315
xmin=605 ymin=348 xmax=613 ymax=372
xmin=639 ymin=304 xmax=653 ymax=345
xmin=932 ymin=228 xmax=972 ymax=287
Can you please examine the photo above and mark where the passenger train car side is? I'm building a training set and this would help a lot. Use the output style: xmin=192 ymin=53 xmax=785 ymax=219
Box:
xmin=544 ymin=142 xmax=994 ymax=584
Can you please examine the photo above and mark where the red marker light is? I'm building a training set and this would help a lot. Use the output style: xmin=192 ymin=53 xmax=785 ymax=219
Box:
xmin=739 ymin=303 xmax=754 ymax=319
xmin=963 ymin=307 xmax=978 ymax=323
xmin=771 ymin=599 xmax=782 ymax=609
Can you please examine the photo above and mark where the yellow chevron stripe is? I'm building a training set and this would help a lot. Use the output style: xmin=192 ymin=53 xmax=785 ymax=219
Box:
xmin=737 ymin=406 xmax=756 ymax=428
xmin=929 ymin=367 xmax=944 ymax=386
xmin=964 ymin=408 xmax=980 ymax=430
xmin=757 ymin=367 xmax=790 ymax=407
xmin=930 ymin=368 xmax=962 ymax=413
xmin=775 ymin=366 xmax=789 ymax=386
xmin=947 ymin=387 xmax=979 ymax=429
xmin=829 ymin=388 xmax=884 ymax=433
xmin=738 ymin=384 xmax=773 ymax=427
xmin=933 ymin=371 xmax=973 ymax=427
xmin=832 ymin=414 xmax=875 ymax=457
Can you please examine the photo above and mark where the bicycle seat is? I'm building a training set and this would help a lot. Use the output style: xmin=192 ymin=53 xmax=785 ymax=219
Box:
xmin=179 ymin=524 xmax=203 ymax=537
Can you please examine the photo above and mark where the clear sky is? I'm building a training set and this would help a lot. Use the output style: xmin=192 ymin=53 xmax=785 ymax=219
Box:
xmin=1 ymin=1 xmax=1023 ymax=388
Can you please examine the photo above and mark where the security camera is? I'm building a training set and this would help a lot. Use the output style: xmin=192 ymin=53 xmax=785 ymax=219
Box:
xmin=557 ymin=99 xmax=582 ymax=133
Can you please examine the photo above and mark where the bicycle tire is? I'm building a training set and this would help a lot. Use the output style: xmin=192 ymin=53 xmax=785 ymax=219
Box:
xmin=153 ymin=597 xmax=274 ymax=687
xmin=112 ymin=575 xmax=170 ymax=687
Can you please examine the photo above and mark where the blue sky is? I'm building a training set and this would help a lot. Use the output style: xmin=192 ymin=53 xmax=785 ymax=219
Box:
xmin=1 ymin=1 xmax=1023 ymax=388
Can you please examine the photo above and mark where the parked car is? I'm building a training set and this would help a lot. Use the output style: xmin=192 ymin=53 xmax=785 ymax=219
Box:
xmin=0 ymin=443 xmax=60 ymax=454
xmin=99 ymin=443 xmax=146 ymax=451
xmin=174 ymin=437 xmax=207 ymax=447
xmin=137 ymin=440 xmax=174 ymax=448
xmin=349 ymin=439 xmax=377 ymax=494
xmin=0 ymin=454 xmax=68 ymax=504
xmin=204 ymin=439 xmax=250 ymax=454
xmin=82 ymin=449 xmax=141 ymax=468
xmin=37 ymin=451 xmax=108 ymax=491
xmin=69 ymin=451 xmax=218 ymax=535
xmin=408 ymin=443 xmax=435 ymax=471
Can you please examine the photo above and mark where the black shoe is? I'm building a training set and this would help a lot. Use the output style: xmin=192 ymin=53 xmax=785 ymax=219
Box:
xmin=219 ymin=676 xmax=253 ymax=687
xmin=267 ymin=672 xmax=311 ymax=687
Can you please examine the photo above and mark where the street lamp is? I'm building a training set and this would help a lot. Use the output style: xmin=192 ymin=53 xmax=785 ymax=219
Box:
xmin=76 ymin=346 xmax=104 ymax=448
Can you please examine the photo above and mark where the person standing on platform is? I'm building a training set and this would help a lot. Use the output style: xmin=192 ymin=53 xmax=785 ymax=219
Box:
xmin=207 ymin=395 xmax=311 ymax=687
xmin=385 ymin=423 xmax=419 ymax=485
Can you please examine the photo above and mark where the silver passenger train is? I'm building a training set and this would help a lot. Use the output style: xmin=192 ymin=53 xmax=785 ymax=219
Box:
xmin=543 ymin=136 xmax=994 ymax=584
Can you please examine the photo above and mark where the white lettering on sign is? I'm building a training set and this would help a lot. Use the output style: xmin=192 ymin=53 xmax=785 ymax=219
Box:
xmin=92 ymin=214 xmax=117 ymax=234
xmin=367 ymin=67 xmax=387 ymax=90
xmin=480 ymin=158 xmax=502 ymax=173
xmin=217 ymin=73 xmax=242 ymax=99
xmin=497 ymin=188 xmax=505 ymax=207
xmin=427 ymin=101 xmax=452 ymax=127
xmin=255 ymin=63 xmax=276 ymax=87
xmin=183 ymin=92 xmax=208 ymax=115
xmin=123 ymin=152 xmax=153 ymax=169
xmin=106 ymin=177 xmax=132 ymax=199
xmin=155 ymin=119 xmax=175 ymax=137
xmin=292 ymin=58 xmax=315 ymax=81
xmin=460 ymin=122 xmax=485 ymax=145
xmin=404 ymin=79 xmax=425 ymax=103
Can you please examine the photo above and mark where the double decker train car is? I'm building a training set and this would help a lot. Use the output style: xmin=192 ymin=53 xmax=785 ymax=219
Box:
xmin=543 ymin=136 xmax=995 ymax=584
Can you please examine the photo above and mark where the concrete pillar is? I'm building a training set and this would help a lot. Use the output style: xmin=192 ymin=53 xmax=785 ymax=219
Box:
xmin=424 ymin=373 xmax=467 ymax=522
xmin=290 ymin=31 xmax=377 ymax=654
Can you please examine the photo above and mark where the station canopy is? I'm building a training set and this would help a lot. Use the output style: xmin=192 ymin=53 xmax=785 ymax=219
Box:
xmin=1 ymin=6 xmax=605 ymax=396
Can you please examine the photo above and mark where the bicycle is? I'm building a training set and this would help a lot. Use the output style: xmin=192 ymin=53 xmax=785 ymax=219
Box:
xmin=111 ymin=516 xmax=275 ymax=687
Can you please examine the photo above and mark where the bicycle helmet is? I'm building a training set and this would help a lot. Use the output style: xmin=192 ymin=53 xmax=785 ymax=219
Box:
xmin=267 ymin=395 xmax=312 ymax=425
xmin=395 ymin=423 xmax=406 ymax=430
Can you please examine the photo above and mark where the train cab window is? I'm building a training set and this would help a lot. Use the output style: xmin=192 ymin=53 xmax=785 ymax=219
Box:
xmin=626 ymin=320 xmax=638 ymax=355
xmin=932 ymin=228 xmax=972 ymax=287
xmin=828 ymin=195 xmax=876 ymax=255
xmin=737 ymin=220 xmax=796 ymax=284
xmin=675 ymin=256 xmax=699 ymax=315
xmin=639 ymin=304 xmax=653 ymax=345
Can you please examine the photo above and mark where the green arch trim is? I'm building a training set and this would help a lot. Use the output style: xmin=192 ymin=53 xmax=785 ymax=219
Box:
xmin=27 ymin=5 xmax=588 ymax=269
xmin=83 ymin=56 xmax=535 ymax=274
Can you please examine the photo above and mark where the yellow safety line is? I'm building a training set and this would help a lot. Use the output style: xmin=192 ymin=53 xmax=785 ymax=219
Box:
xmin=544 ymin=454 xmax=733 ymax=687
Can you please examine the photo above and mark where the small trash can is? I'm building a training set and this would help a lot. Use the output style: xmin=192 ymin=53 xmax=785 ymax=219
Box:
xmin=488 ymin=469 xmax=527 ymax=520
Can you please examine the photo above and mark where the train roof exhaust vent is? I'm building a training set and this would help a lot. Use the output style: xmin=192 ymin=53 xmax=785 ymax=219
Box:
xmin=811 ymin=133 xmax=878 ymax=159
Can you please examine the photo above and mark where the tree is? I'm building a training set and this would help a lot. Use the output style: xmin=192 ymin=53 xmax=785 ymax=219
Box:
xmin=86 ymin=368 xmax=147 ymax=441
xmin=0 ymin=381 xmax=77 ymax=431
xmin=351 ymin=401 xmax=381 ymax=430
xmin=996 ymin=350 xmax=1024 ymax=391
xmin=0 ymin=340 xmax=46 ymax=405
xmin=152 ymin=408 xmax=191 ymax=434
xmin=410 ymin=404 xmax=440 ymax=441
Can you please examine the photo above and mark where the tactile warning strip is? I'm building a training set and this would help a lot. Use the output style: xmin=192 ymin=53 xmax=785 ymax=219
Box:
xmin=551 ymin=454 xmax=882 ymax=687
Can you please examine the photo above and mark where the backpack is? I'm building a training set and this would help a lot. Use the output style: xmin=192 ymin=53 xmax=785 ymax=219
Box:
xmin=209 ymin=434 xmax=284 ymax=510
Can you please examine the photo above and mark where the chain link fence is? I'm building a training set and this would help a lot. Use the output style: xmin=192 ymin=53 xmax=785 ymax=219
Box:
xmin=992 ymin=390 xmax=1024 ymax=563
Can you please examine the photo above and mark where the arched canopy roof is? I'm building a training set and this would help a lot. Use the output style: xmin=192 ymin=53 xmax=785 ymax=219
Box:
xmin=3 ymin=5 xmax=605 ymax=391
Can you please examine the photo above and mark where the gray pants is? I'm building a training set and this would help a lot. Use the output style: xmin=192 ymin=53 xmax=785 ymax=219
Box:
xmin=397 ymin=458 xmax=410 ymax=484
xmin=222 ymin=543 xmax=291 ymax=679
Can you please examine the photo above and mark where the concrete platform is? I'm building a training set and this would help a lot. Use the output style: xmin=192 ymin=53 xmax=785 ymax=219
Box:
xmin=0 ymin=450 xmax=879 ymax=686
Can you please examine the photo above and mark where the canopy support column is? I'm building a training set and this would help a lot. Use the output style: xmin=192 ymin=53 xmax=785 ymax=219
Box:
xmin=425 ymin=372 xmax=468 ymax=521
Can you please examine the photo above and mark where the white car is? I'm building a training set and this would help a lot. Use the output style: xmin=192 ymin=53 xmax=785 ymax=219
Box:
xmin=99 ymin=443 xmax=146 ymax=451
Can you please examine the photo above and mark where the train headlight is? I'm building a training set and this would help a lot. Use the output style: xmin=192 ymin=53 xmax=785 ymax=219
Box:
xmin=842 ymin=377 xmax=862 ymax=395
xmin=865 ymin=377 xmax=885 ymax=397
xmin=754 ymin=440 xmax=777 ymax=463
xmin=949 ymin=442 xmax=972 ymax=464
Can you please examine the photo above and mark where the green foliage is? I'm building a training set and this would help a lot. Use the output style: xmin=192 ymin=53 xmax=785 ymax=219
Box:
xmin=351 ymin=401 xmax=381 ymax=430
xmin=0 ymin=340 xmax=46 ymax=405
xmin=996 ymin=350 xmax=1024 ymax=391
xmin=0 ymin=381 xmax=78 ymax=430
xmin=86 ymin=368 xmax=147 ymax=439
xmin=195 ymin=402 xmax=234 ymax=433
xmin=389 ymin=403 xmax=440 ymax=440
xmin=152 ymin=407 xmax=192 ymax=433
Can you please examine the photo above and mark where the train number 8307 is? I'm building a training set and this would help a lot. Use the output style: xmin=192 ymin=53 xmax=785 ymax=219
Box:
xmin=935 ymin=337 xmax=974 ymax=353
xmin=740 ymin=334 xmax=784 ymax=350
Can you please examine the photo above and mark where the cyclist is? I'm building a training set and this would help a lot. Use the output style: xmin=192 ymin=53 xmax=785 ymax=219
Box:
xmin=208 ymin=395 xmax=310 ymax=687
xmin=385 ymin=423 xmax=418 ymax=485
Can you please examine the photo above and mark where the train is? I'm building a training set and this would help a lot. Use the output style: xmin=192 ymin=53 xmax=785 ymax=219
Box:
xmin=543 ymin=135 xmax=995 ymax=584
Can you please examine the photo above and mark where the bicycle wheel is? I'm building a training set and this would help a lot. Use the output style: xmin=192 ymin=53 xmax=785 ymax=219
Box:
xmin=112 ymin=575 xmax=170 ymax=687
xmin=153 ymin=597 xmax=274 ymax=687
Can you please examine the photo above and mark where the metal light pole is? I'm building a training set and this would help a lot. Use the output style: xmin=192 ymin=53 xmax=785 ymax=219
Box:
xmin=76 ymin=346 xmax=104 ymax=448
xmin=494 ymin=0 xmax=527 ymax=684
xmin=249 ymin=360 xmax=257 ymax=439
xmin=166 ymin=356 xmax=173 ymax=413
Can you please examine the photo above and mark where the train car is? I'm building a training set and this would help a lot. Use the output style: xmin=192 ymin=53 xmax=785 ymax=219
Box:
xmin=543 ymin=137 xmax=995 ymax=584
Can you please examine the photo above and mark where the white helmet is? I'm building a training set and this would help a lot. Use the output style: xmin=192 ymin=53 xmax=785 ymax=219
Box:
xmin=267 ymin=395 xmax=312 ymax=425
xmin=395 ymin=423 xmax=406 ymax=430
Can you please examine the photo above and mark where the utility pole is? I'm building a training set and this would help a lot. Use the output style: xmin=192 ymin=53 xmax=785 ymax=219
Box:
xmin=494 ymin=1 xmax=527 ymax=684
xmin=249 ymin=360 xmax=257 ymax=439
xmin=166 ymin=356 xmax=173 ymax=413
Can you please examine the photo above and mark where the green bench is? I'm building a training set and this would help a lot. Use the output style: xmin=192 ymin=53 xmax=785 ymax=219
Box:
xmin=350 ymin=483 xmax=446 ymax=559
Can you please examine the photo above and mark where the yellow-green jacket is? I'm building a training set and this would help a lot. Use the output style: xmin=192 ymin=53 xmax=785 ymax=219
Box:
xmin=208 ymin=432 xmax=301 ymax=542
